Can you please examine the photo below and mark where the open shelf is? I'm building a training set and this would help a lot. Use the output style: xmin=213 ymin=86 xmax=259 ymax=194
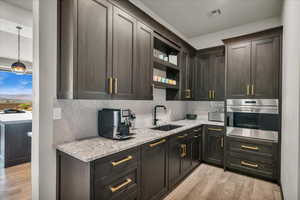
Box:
xmin=153 ymin=57 xmax=179 ymax=71
xmin=153 ymin=81 xmax=179 ymax=90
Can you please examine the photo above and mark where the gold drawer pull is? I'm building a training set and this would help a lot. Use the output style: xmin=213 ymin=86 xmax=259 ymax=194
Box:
xmin=246 ymin=85 xmax=250 ymax=96
xmin=114 ymin=78 xmax=118 ymax=94
xmin=241 ymin=161 xmax=258 ymax=168
xmin=208 ymin=90 xmax=212 ymax=99
xmin=177 ymin=134 xmax=188 ymax=139
xmin=185 ymin=89 xmax=191 ymax=98
xmin=208 ymin=128 xmax=223 ymax=132
xmin=241 ymin=145 xmax=259 ymax=151
xmin=111 ymin=156 xmax=133 ymax=167
xmin=108 ymin=77 xmax=113 ymax=94
xmin=180 ymin=144 xmax=187 ymax=157
xmin=149 ymin=139 xmax=166 ymax=147
xmin=110 ymin=178 xmax=132 ymax=193
xmin=251 ymin=84 xmax=255 ymax=96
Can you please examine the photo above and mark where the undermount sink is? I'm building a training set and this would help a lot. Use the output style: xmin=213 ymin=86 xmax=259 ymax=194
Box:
xmin=151 ymin=124 xmax=182 ymax=131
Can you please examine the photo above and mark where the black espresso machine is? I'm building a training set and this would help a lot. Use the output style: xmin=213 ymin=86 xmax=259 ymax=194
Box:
xmin=98 ymin=108 xmax=135 ymax=140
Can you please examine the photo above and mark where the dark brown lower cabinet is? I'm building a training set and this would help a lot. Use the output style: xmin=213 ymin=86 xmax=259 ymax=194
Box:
xmin=226 ymin=136 xmax=278 ymax=181
xmin=203 ymin=125 xmax=224 ymax=166
xmin=168 ymin=127 xmax=202 ymax=189
xmin=0 ymin=122 xmax=32 ymax=168
xmin=58 ymin=147 xmax=140 ymax=200
xmin=141 ymin=138 xmax=168 ymax=200
xmin=57 ymin=124 xmax=281 ymax=200
xmin=192 ymin=127 xmax=202 ymax=167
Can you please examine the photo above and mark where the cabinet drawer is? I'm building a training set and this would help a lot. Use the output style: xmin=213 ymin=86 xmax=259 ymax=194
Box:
xmin=94 ymin=169 xmax=138 ymax=200
xmin=226 ymin=152 xmax=275 ymax=179
xmin=206 ymin=125 xmax=224 ymax=135
xmin=94 ymin=147 xmax=139 ymax=180
xmin=227 ymin=137 xmax=276 ymax=158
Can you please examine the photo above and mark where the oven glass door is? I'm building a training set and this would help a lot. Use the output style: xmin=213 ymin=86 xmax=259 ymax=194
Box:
xmin=227 ymin=112 xmax=279 ymax=131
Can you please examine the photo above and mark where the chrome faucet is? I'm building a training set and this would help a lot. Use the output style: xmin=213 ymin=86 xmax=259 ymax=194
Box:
xmin=153 ymin=105 xmax=167 ymax=126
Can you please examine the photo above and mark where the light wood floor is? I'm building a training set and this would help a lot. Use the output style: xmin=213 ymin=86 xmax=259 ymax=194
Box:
xmin=0 ymin=163 xmax=31 ymax=200
xmin=164 ymin=164 xmax=281 ymax=200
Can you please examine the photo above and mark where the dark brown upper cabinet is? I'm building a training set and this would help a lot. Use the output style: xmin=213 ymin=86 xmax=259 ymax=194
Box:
xmin=59 ymin=0 xmax=113 ymax=99
xmin=226 ymin=42 xmax=251 ymax=99
xmin=194 ymin=46 xmax=225 ymax=101
xmin=58 ymin=0 xmax=157 ymax=100
xmin=180 ymin=51 xmax=195 ymax=100
xmin=112 ymin=7 xmax=137 ymax=100
xmin=224 ymin=28 xmax=282 ymax=99
xmin=251 ymin=37 xmax=280 ymax=99
xmin=136 ymin=22 xmax=154 ymax=100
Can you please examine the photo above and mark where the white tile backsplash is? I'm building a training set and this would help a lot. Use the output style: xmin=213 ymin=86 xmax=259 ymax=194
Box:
xmin=54 ymin=88 xmax=186 ymax=144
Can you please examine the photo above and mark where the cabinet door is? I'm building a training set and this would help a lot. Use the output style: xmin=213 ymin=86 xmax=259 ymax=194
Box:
xmin=192 ymin=128 xmax=202 ymax=167
xmin=77 ymin=0 xmax=112 ymax=99
xmin=168 ymin=136 xmax=181 ymax=188
xmin=136 ymin=22 xmax=153 ymax=100
xmin=194 ymin=55 xmax=210 ymax=100
xmin=112 ymin=7 xmax=137 ymax=99
xmin=203 ymin=126 xmax=224 ymax=166
xmin=226 ymin=42 xmax=251 ymax=99
xmin=5 ymin=123 xmax=32 ymax=167
xmin=180 ymin=51 xmax=190 ymax=100
xmin=181 ymin=137 xmax=193 ymax=176
xmin=211 ymin=53 xmax=225 ymax=101
xmin=251 ymin=37 xmax=280 ymax=99
xmin=141 ymin=138 xmax=168 ymax=200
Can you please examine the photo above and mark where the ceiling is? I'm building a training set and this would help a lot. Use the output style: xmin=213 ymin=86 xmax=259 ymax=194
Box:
xmin=139 ymin=0 xmax=282 ymax=38
xmin=1 ymin=0 xmax=32 ymax=11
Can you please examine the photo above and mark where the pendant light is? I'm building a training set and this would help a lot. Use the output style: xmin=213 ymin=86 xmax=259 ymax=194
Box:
xmin=11 ymin=26 xmax=27 ymax=74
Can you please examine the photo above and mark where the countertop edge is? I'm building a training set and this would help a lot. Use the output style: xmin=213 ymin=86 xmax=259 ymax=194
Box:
xmin=56 ymin=120 xmax=224 ymax=162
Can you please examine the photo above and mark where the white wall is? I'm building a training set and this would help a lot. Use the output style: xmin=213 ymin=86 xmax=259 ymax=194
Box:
xmin=32 ymin=0 xmax=57 ymax=199
xmin=189 ymin=17 xmax=282 ymax=50
xmin=281 ymin=0 xmax=300 ymax=200
xmin=0 ymin=1 xmax=33 ymax=63
xmin=129 ymin=0 xmax=191 ymax=45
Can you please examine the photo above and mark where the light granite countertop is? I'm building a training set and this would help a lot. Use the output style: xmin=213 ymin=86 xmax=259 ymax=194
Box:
xmin=56 ymin=119 xmax=224 ymax=162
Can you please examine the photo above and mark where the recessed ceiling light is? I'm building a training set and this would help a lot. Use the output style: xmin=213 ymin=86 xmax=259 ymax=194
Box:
xmin=209 ymin=9 xmax=222 ymax=17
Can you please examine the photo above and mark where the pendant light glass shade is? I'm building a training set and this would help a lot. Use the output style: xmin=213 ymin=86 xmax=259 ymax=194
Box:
xmin=11 ymin=26 xmax=26 ymax=74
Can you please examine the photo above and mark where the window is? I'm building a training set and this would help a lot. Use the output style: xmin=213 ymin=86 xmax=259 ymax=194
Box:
xmin=0 ymin=70 xmax=32 ymax=111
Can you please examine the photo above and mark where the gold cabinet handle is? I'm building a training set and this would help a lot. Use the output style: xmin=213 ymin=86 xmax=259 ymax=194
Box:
xmin=221 ymin=137 xmax=224 ymax=148
xmin=108 ymin=77 xmax=113 ymax=94
xmin=241 ymin=145 xmax=259 ymax=151
xmin=207 ymin=128 xmax=223 ymax=132
xmin=111 ymin=156 xmax=133 ymax=167
xmin=110 ymin=178 xmax=132 ymax=193
xmin=114 ymin=78 xmax=118 ymax=94
xmin=177 ymin=134 xmax=188 ymax=139
xmin=251 ymin=84 xmax=255 ymax=96
xmin=208 ymin=90 xmax=212 ymax=99
xmin=241 ymin=161 xmax=258 ymax=168
xmin=149 ymin=139 xmax=166 ymax=147
xmin=180 ymin=144 xmax=186 ymax=157
xmin=246 ymin=85 xmax=250 ymax=96
xmin=212 ymin=90 xmax=215 ymax=99
xmin=185 ymin=89 xmax=191 ymax=99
